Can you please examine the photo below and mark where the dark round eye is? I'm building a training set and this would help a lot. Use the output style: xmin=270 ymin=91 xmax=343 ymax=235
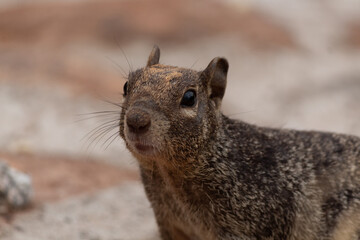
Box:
xmin=180 ymin=90 xmax=196 ymax=107
xmin=123 ymin=81 xmax=128 ymax=96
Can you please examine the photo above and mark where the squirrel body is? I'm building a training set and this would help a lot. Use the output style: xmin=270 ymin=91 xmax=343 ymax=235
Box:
xmin=119 ymin=46 xmax=360 ymax=240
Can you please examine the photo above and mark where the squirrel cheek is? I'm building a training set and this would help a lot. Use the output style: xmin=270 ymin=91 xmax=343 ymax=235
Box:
xmin=180 ymin=108 xmax=198 ymax=119
xmin=209 ymin=99 xmax=217 ymax=109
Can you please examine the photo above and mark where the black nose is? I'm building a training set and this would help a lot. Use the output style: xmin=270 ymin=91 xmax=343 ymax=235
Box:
xmin=126 ymin=108 xmax=151 ymax=134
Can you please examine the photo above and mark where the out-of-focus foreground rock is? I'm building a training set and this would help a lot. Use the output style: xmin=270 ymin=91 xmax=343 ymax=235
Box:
xmin=0 ymin=161 xmax=32 ymax=212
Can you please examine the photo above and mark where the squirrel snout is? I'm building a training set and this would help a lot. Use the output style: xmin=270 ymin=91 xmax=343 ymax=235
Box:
xmin=126 ymin=108 xmax=151 ymax=135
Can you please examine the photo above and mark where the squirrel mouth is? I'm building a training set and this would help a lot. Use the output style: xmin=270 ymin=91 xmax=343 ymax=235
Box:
xmin=134 ymin=143 xmax=154 ymax=152
xmin=125 ymin=133 xmax=157 ymax=156
xmin=129 ymin=141 xmax=157 ymax=156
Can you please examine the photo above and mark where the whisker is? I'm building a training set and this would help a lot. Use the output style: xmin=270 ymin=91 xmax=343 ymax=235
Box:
xmin=90 ymin=91 xmax=127 ymax=110
xmin=86 ymin=124 xmax=119 ymax=151
xmin=101 ymin=98 xmax=125 ymax=109
xmin=227 ymin=110 xmax=256 ymax=117
xmin=75 ymin=114 xmax=120 ymax=123
xmin=105 ymin=131 xmax=120 ymax=150
xmin=190 ymin=59 xmax=199 ymax=69
xmin=81 ymin=119 xmax=117 ymax=141
xmin=77 ymin=111 xmax=120 ymax=116
xmin=83 ymin=119 xmax=120 ymax=141
xmin=102 ymin=130 xmax=120 ymax=149
xmin=93 ymin=124 xmax=119 ymax=147
xmin=106 ymin=56 xmax=128 ymax=79
xmin=121 ymin=48 xmax=133 ymax=73
xmin=114 ymin=37 xmax=133 ymax=73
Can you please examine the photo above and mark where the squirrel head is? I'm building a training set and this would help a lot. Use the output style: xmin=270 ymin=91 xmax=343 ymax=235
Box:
xmin=119 ymin=46 xmax=229 ymax=168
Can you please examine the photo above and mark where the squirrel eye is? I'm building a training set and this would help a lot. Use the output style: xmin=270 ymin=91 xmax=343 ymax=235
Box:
xmin=180 ymin=90 xmax=196 ymax=107
xmin=123 ymin=81 xmax=128 ymax=96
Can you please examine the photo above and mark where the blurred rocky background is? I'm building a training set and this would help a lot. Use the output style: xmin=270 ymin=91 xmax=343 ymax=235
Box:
xmin=0 ymin=0 xmax=359 ymax=239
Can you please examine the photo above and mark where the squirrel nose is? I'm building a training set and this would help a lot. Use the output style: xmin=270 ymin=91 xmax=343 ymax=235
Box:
xmin=126 ymin=108 xmax=151 ymax=134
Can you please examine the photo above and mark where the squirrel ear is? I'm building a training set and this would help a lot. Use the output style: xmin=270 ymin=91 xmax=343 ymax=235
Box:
xmin=146 ymin=45 xmax=160 ymax=67
xmin=201 ymin=57 xmax=229 ymax=108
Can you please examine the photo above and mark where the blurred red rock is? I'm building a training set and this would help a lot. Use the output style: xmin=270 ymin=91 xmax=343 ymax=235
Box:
xmin=0 ymin=0 xmax=295 ymax=49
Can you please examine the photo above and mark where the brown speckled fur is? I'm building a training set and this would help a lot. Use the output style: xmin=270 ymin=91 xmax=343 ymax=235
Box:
xmin=119 ymin=46 xmax=360 ymax=240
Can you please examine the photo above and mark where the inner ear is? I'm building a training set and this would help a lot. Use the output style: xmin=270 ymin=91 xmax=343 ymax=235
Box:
xmin=146 ymin=45 xmax=160 ymax=67
xmin=201 ymin=57 xmax=229 ymax=108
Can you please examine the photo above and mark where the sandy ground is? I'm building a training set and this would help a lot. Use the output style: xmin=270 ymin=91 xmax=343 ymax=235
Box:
xmin=0 ymin=0 xmax=359 ymax=239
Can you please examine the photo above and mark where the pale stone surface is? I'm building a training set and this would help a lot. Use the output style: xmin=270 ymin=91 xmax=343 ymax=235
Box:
xmin=0 ymin=161 xmax=32 ymax=210
xmin=0 ymin=183 xmax=158 ymax=240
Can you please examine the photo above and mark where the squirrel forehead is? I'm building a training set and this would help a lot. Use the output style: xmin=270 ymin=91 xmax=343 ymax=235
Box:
xmin=132 ymin=64 xmax=200 ymax=86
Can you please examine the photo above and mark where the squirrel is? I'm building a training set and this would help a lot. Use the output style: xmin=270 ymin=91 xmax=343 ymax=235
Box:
xmin=119 ymin=46 xmax=360 ymax=240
